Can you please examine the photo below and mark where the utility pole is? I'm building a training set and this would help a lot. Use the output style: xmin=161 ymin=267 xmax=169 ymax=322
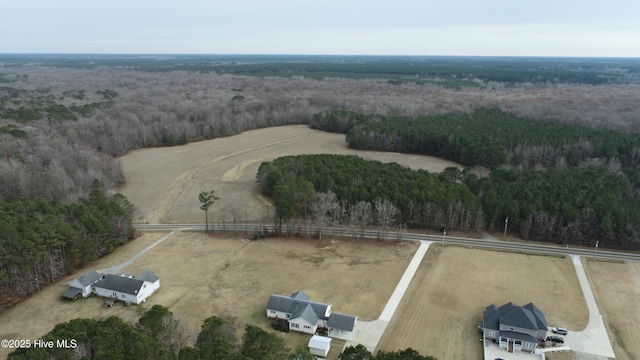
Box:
xmin=504 ymin=217 xmax=509 ymax=238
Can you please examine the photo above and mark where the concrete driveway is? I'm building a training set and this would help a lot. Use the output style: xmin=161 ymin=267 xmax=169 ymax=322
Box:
xmin=560 ymin=255 xmax=615 ymax=358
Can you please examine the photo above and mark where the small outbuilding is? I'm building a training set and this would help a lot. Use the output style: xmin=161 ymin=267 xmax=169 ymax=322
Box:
xmin=308 ymin=335 xmax=331 ymax=358
xmin=62 ymin=269 xmax=101 ymax=300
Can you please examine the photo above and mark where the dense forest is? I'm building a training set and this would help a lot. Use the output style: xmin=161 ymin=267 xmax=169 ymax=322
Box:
xmin=9 ymin=304 xmax=433 ymax=360
xmin=311 ymin=108 xmax=640 ymax=169
xmin=0 ymin=180 xmax=134 ymax=312
xmin=257 ymin=154 xmax=640 ymax=250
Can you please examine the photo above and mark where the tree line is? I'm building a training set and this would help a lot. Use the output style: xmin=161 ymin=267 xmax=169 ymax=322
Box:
xmin=9 ymin=304 xmax=434 ymax=360
xmin=312 ymin=108 xmax=640 ymax=169
xmin=257 ymin=154 xmax=640 ymax=250
xmin=0 ymin=180 xmax=134 ymax=312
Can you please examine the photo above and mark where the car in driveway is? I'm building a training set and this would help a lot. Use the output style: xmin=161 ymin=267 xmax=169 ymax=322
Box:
xmin=546 ymin=335 xmax=565 ymax=344
xmin=552 ymin=327 xmax=568 ymax=335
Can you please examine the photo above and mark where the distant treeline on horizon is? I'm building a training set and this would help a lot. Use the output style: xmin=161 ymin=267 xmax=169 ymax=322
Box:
xmin=2 ymin=53 xmax=638 ymax=85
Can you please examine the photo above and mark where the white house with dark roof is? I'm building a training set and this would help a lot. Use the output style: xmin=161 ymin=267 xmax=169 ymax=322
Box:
xmin=62 ymin=269 xmax=101 ymax=299
xmin=482 ymin=302 xmax=548 ymax=353
xmin=266 ymin=290 xmax=357 ymax=340
xmin=92 ymin=270 xmax=160 ymax=304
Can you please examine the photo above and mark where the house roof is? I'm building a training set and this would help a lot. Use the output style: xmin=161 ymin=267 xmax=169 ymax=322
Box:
xmin=62 ymin=287 xmax=82 ymax=299
xmin=267 ymin=294 xmax=329 ymax=316
xmin=523 ymin=302 xmax=548 ymax=330
xmin=94 ymin=274 xmax=144 ymax=296
xmin=295 ymin=303 xmax=320 ymax=325
xmin=499 ymin=330 xmax=538 ymax=343
xmin=501 ymin=306 xmax=538 ymax=331
xmin=308 ymin=335 xmax=331 ymax=350
xmin=327 ymin=313 xmax=357 ymax=331
xmin=137 ymin=269 xmax=159 ymax=283
xmin=483 ymin=304 xmax=500 ymax=330
xmin=71 ymin=269 xmax=101 ymax=287
xmin=483 ymin=302 xmax=548 ymax=332
xmin=290 ymin=290 xmax=310 ymax=301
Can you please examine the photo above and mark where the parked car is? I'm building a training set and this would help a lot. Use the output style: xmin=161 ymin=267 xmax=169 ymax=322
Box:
xmin=546 ymin=336 xmax=564 ymax=344
xmin=552 ymin=327 xmax=568 ymax=335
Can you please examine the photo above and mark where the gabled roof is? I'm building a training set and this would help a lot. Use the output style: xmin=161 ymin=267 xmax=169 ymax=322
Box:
xmin=308 ymin=335 xmax=331 ymax=350
xmin=94 ymin=274 xmax=144 ymax=296
xmin=501 ymin=306 xmax=538 ymax=331
xmin=290 ymin=290 xmax=310 ymax=301
xmin=266 ymin=294 xmax=330 ymax=321
xmin=483 ymin=304 xmax=501 ymax=330
xmin=71 ymin=269 xmax=101 ymax=287
xmin=499 ymin=330 xmax=537 ymax=343
xmin=523 ymin=302 xmax=548 ymax=330
xmin=294 ymin=303 xmax=320 ymax=325
xmin=62 ymin=287 xmax=82 ymax=299
xmin=483 ymin=302 xmax=548 ymax=333
xmin=327 ymin=313 xmax=357 ymax=331
xmin=137 ymin=269 xmax=159 ymax=283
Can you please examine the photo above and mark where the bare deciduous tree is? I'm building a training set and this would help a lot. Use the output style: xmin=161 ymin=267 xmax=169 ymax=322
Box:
xmin=374 ymin=198 xmax=398 ymax=241
xmin=312 ymin=191 xmax=339 ymax=240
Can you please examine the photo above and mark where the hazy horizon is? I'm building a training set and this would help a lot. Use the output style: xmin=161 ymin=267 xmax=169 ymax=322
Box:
xmin=2 ymin=0 xmax=639 ymax=57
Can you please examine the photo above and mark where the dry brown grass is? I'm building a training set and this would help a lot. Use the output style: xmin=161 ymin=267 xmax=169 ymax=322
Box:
xmin=118 ymin=125 xmax=462 ymax=224
xmin=583 ymin=258 xmax=640 ymax=360
xmin=0 ymin=231 xmax=417 ymax=359
xmin=377 ymin=246 xmax=588 ymax=360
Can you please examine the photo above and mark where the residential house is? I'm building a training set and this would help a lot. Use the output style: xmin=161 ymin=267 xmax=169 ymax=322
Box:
xmin=62 ymin=269 xmax=101 ymax=299
xmin=92 ymin=270 xmax=160 ymax=305
xmin=266 ymin=290 xmax=357 ymax=340
xmin=482 ymin=302 xmax=548 ymax=353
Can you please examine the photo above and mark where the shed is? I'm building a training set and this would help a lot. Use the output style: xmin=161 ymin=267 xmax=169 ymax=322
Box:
xmin=62 ymin=269 xmax=101 ymax=299
xmin=308 ymin=335 xmax=331 ymax=357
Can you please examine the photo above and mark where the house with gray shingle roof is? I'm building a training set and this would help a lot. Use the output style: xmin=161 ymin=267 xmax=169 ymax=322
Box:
xmin=482 ymin=302 xmax=547 ymax=353
xmin=266 ymin=290 xmax=357 ymax=340
xmin=92 ymin=270 xmax=160 ymax=305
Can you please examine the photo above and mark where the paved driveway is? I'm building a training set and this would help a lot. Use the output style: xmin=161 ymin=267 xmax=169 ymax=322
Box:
xmin=562 ymin=256 xmax=615 ymax=358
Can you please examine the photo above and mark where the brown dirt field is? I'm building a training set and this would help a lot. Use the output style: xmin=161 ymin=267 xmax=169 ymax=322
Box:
xmin=117 ymin=125 xmax=462 ymax=224
xmin=583 ymin=258 xmax=640 ymax=360
xmin=376 ymin=246 xmax=588 ymax=360
xmin=0 ymin=231 xmax=418 ymax=359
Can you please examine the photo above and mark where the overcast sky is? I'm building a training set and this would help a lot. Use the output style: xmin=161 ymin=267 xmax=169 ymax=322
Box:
xmin=2 ymin=0 xmax=639 ymax=57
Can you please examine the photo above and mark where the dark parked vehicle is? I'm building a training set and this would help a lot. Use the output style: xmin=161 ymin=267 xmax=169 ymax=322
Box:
xmin=546 ymin=336 xmax=565 ymax=344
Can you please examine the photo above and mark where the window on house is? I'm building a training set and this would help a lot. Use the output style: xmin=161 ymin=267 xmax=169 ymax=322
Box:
xmin=515 ymin=340 xmax=522 ymax=345
xmin=270 ymin=310 xmax=276 ymax=314
xmin=304 ymin=325 xmax=311 ymax=329
xmin=525 ymin=343 xmax=532 ymax=348
xmin=500 ymin=338 xmax=507 ymax=342
xmin=489 ymin=331 xmax=495 ymax=337
xmin=286 ymin=314 xmax=291 ymax=319
xmin=291 ymin=323 xmax=299 ymax=328
xmin=121 ymin=294 xmax=126 ymax=299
